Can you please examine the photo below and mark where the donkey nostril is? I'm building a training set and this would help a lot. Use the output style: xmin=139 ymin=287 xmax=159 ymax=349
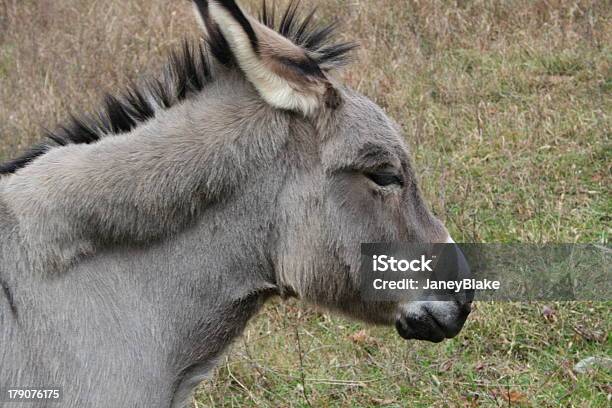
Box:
xmin=454 ymin=297 xmax=472 ymax=315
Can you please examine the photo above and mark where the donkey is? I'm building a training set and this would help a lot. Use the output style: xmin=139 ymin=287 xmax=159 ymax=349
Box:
xmin=0 ymin=1 xmax=471 ymax=406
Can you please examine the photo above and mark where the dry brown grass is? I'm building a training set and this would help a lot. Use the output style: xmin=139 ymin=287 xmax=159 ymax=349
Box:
xmin=1 ymin=0 xmax=610 ymax=406
xmin=0 ymin=0 xmax=195 ymax=153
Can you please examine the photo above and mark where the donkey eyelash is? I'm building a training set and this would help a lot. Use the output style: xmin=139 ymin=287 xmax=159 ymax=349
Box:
xmin=365 ymin=171 xmax=404 ymax=187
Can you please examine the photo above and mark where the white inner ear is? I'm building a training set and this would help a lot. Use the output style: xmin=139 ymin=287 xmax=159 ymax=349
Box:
xmin=208 ymin=2 xmax=321 ymax=115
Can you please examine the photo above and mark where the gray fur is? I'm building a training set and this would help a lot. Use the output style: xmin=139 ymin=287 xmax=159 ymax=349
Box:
xmin=0 ymin=4 xmax=470 ymax=407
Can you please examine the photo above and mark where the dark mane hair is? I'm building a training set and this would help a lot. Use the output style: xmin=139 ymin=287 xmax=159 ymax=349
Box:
xmin=0 ymin=0 xmax=356 ymax=175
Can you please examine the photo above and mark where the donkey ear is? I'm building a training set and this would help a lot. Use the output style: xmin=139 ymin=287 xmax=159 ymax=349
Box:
xmin=192 ymin=0 xmax=339 ymax=116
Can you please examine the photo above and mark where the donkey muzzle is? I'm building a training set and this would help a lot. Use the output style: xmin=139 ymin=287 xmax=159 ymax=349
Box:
xmin=395 ymin=243 xmax=472 ymax=343
xmin=395 ymin=300 xmax=471 ymax=342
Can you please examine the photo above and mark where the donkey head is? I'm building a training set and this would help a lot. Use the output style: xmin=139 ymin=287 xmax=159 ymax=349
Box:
xmin=195 ymin=0 xmax=471 ymax=343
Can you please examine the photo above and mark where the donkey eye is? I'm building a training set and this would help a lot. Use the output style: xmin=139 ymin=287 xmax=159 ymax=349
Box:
xmin=365 ymin=171 xmax=403 ymax=187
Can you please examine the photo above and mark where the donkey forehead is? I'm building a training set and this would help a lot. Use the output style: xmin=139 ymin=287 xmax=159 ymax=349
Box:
xmin=322 ymin=89 xmax=408 ymax=169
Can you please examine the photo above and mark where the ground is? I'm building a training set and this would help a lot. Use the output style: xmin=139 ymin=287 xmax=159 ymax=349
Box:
xmin=0 ymin=0 xmax=610 ymax=406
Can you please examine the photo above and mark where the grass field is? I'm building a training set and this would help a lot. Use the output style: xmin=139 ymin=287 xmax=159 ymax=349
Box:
xmin=1 ymin=0 xmax=610 ymax=406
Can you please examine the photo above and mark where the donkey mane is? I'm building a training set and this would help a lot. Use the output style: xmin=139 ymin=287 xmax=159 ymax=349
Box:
xmin=0 ymin=0 xmax=356 ymax=175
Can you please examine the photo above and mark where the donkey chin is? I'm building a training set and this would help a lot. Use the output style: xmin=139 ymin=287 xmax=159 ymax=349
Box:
xmin=395 ymin=240 xmax=473 ymax=343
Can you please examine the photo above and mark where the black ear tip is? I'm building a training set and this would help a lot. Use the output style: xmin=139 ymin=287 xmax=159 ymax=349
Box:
xmin=193 ymin=0 xmax=210 ymax=19
xmin=193 ymin=0 xmax=208 ymax=7
xmin=205 ymin=0 xmax=260 ymax=54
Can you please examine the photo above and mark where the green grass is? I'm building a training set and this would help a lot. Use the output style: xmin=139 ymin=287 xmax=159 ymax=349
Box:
xmin=197 ymin=301 xmax=610 ymax=407
xmin=0 ymin=0 xmax=610 ymax=406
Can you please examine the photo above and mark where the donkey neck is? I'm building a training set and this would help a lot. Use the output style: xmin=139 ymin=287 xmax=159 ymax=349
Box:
xmin=6 ymin=218 xmax=277 ymax=407
xmin=1 ymin=155 xmax=282 ymax=408
xmin=1 ymin=72 xmax=292 ymax=275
